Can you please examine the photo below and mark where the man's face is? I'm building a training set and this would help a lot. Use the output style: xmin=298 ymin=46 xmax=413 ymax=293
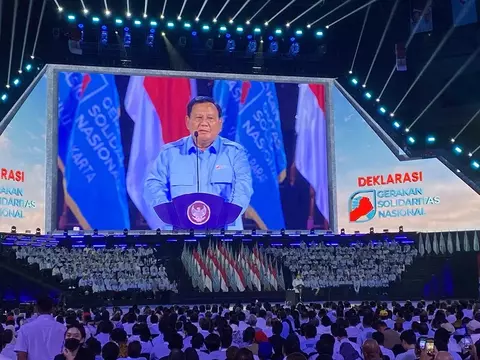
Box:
xmin=186 ymin=102 xmax=222 ymax=146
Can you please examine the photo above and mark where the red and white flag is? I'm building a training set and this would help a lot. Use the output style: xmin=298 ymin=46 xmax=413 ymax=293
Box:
xmin=124 ymin=76 xmax=195 ymax=228
xmin=295 ymin=84 xmax=330 ymax=227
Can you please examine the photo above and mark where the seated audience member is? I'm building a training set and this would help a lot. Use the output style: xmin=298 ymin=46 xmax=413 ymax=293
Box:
xmin=102 ymin=342 xmax=121 ymax=360
xmin=152 ymin=333 xmax=184 ymax=360
xmin=112 ymin=328 xmax=129 ymax=359
xmin=301 ymin=324 xmax=318 ymax=355
xmin=372 ymin=332 xmax=394 ymax=360
xmin=312 ymin=334 xmax=337 ymax=360
xmin=226 ymin=347 xmax=239 ymax=360
xmin=1 ymin=329 xmax=16 ymax=360
xmin=433 ymin=329 xmax=461 ymax=360
xmin=54 ymin=324 xmax=95 ymax=360
xmin=334 ymin=328 xmax=361 ymax=356
xmin=96 ymin=321 xmax=114 ymax=348
xmin=122 ymin=340 xmax=147 ymax=360
xmin=376 ymin=322 xmax=401 ymax=350
xmin=14 ymin=296 xmax=66 ymax=360
xmin=205 ymin=334 xmax=225 ymax=360
xmin=339 ymin=342 xmax=361 ymax=360
xmin=234 ymin=348 xmax=255 ymax=360
xmin=186 ymin=348 xmax=200 ymax=360
xmin=284 ymin=334 xmax=304 ymax=358
xmin=269 ymin=321 xmax=285 ymax=355
xmin=85 ymin=337 xmax=102 ymax=360
xmin=395 ymin=331 xmax=416 ymax=360
xmin=361 ymin=340 xmax=382 ymax=360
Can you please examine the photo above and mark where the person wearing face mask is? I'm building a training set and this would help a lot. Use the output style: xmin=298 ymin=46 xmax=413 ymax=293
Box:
xmin=54 ymin=324 xmax=95 ymax=360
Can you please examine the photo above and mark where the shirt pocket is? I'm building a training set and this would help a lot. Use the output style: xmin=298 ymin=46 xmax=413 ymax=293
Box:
xmin=211 ymin=167 xmax=233 ymax=184
xmin=170 ymin=172 xmax=194 ymax=198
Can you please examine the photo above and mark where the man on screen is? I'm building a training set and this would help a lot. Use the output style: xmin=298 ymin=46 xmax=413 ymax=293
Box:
xmin=144 ymin=96 xmax=253 ymax=230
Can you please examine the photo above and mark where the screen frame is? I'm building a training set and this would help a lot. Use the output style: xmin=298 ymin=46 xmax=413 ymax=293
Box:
xmin=45 ymin=64 xmax=338 ymax=233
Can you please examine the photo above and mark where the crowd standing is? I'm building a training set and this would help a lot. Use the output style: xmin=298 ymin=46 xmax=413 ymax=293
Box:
xmin=1 ymin=298 xmax=480 ymax=360
xmin=14 ymin=247 xmax=177 ymax=293
xmin=265 ymin=242 xmax=418 ymax=291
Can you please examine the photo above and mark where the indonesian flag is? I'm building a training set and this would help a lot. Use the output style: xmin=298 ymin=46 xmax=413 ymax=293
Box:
xmin=193 ymin=248 xmax=213 ymax=292
xmin=219 ymin=243 xmax=246 ymax=292
xmin=295 ymin=84 xmax=330 ymax=227
xmin=124 ymin=76 xmax=195 ymax=228
xmin=207 ymin=248 xmax=229 ymax=292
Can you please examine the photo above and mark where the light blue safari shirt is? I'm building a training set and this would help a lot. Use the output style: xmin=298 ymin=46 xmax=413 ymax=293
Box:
xmin=144 ymin=135 xmax=253 ymax=230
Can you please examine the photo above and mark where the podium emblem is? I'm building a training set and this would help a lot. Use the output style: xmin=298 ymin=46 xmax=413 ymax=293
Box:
xmin=187 ymin=201 xmax=211 ymax=225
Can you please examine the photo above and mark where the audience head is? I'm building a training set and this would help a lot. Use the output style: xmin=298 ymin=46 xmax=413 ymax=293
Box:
xmin=102 ymin=342 xmax=120 ymax=360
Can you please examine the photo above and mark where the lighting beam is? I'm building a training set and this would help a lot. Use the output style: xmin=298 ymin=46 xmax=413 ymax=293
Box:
xmin=19 ymin=0 xmax=34 ymax=73
xmin=52 ymin=0 xmax=61 ymax=10
xmin=267 ymin=0 xmax=296 ymax=24
xmin=408 ymin=46 xmax=480 ymax=130
xmin=393 ymin=3 xmax=472 ymax=114
xmin=350 ymin=4 xmax=370 ymax=73
xmin=452 ymin=108 xmax=480 ymax=142
xmin=377 ymin=0 xmax=432 ymax=100
xmin=31 ymin=0 xmax=46 ymax=58
xmin=327 ymin=0 xmax=381 ymax=28
xmin=7 ymin=0 xmax=18 ymax=86
xmin=196 ymin=0 xmax=210 ymax=21
xmin=79 ymin=0 xmax=87 ymax=13
xmin=214 ymin=0 xmax=231 ymax=21
xmin=144 ymin=0 xmax=149 ymax=17
xmin=247 ymin=0 xmax=270 ymax=22
xmin=470 ymin=140 xmax=480 ymax=156
xmin=161 ymin=0 xmax=168 ymax=17
xmin=363 ymin=0 xmax=399 ymax=86
xmin=231 ymin=0 xmax=251 ymax=22
xmin=309 ymin=0 xmax=354 ymax=27
xmin=178 ymin=0 xmax=188 ymax=18
xmin=126 ymin=0 xmax=130 ymax=16
xmin=288 ymin=0 xmax=324 ymax=26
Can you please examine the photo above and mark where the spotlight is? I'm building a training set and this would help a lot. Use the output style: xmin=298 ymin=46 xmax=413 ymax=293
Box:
xmin=184 ymin=22 xmax=191 ymax=28
xmin=134 ymin=20 xmax=142 ymax=26
xmin=229 ymin=19 xmax=234 ymax=24
xmin=18 ymin=70 xmax=22 ymax=74
xmin=167 ymin=22 xmax=174 ymax=28
xmin=340 ymin=228 xmax=345 ymax=235
xmin=126 ymin=12 xmax=132 ymax=18
xmin=468 ymin=152 xmax=473 ymax=157
xmin=450 ymin=138 xmax=456 ymax=143
xmin=369 ymin=227 xmax=374 ymax=234
xmin=25 ymin=64 xmax=32 ymax=71
xmin=295 ymin=29 xmax=303 ymax=36
xmin=213 ymin=18 xmax=217 ymax=23
xmin=161 ymin=31 xmax=165 ymax=36
xmin=11 ymin=226 xmax=16 ymax=234
xmin=393 ymin=121 xmax=401 ymax=129
xmin=472 ymin=160 xmax=480 ymax=170
xmin=307 ymin=24 xmax=311 ymax=28
xmin=83 ymin=8 xmax=89 ymax=14
xmin=405 ymin=128 xmax=410 ymax=133
xmin=177 ymin=16 xmax=181 ymax=20
xmin=348 ymin=70 xmax=352 ymax=74
xmin=115 ymin=18 xmax=123 ymax=25
xmin=160 ymin=15 xmax=165 ymax=19
xmin=219 ymin=26 xmax=227 ymax=32
xmin=30 ymin=55 xmax=34 ymax=59
xmin=364 ymin=92 xmax=372 ymax=100
xmin=315 ymin=31 xmax=323 ymax=37
xmin=150 ymin=21 xmax=158 ymax=27
xmin=195 ymin=17 xmax=200 ymax=22
xmin=5 ymin=84 xmax=10 ymax=89
xmin=376 ymin=98 xmax=380 ymax=102
xmin=399 ymin=226 xmax=404 ymax=233
xmin=454 ymin=146 xmax=462 ymax=154
xmin=274 ymin=29 xmax=282 ymax=35
xmin=350 ymin=78 xmax=358 ymax=86
xmin=67 ymin=15 xmax=76 ymax=21
xmin=13 ymin=79 xmax=20 ymax=86
xmin=390 ymin=113 xmax=395 ymax=117
xmin=92 ymin=16 xmax=100 ymax=23
xmin=236 ymin=26 xmax=244 ymax=33
xmin=202 ymin=25 xmax=210 ymax=31
xmin=35 ymin=228 xmax=41 ymax=235
xmin=426 ymin=135 xmax=435 ymax=144
xmin=362 ymin=84 xmax=366 ymax=88
xmin=254 ymin=27 xmax=261 ymax=33
xmin=143 ymin=13 xmax=148 ymax=18
xmin=325 ymin=25 xmax=329 ymax=29
xmin=407 ymin=136 xmax=415 ymax=144
xmin=105 ymin=10 xmax=111 ymax=16
xmin=246 ymin=20 xmax=250 ymax=25
xmin=264 ymin=21 xmax=269 ymax=26
xmin=379 ymin=107 xmax=387 ymax=114
xmin=57 ymin=7 xmax=63 ymax=12
xmin=1 ymin=93 xmax=7 ymax=102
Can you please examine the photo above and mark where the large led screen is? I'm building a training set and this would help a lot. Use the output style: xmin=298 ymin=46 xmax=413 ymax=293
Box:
xmin=0 ymin=75 xmax=47 ymax=233
xmin=56 ymin=72 xmax=331 ymax=231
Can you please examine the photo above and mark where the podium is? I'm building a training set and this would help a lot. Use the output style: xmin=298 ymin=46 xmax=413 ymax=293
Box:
xmin=153 ymin=193 xmax=242 ymax=229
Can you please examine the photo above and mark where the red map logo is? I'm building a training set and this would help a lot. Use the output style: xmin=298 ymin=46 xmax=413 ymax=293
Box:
xmin=348 ymin=190 xmax=376 ymax=222
xmin=187 ymin=201 xmax=211 ymax=225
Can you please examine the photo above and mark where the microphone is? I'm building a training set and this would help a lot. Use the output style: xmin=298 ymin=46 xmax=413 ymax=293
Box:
xmin=194 ymin=131 xmax=200 ymax=193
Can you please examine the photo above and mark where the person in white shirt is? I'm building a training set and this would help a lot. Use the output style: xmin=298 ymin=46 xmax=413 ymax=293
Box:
xmin=292 ymin=274 xmax=304 ymax=303
xmin=372 ymin=332 xmax=394 ymax=360
xmin=395 ymin=330 xmax=416 ymax=360
xmin=0 ymin=329 xmax=16 ymax=360
xmin=204 ymin=334 xmax=226 ymax=360
xmin=151 ymin=333 xmax=183 ymax=360
xmin=14 ymin=297 xmax=66 ymax=360
xmin=300 ymin=324 xmax=318 ymax=356
xmin=334 ymin=328 xmax=362 ymax=358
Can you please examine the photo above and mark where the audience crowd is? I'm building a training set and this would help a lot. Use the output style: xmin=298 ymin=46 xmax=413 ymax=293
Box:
xmin=1 ymin=297 xmax=479 ymax=360
xmin=265 ymin=242 xmax=418 ymax=291
xmin=14 ymin=246 xmax=177 ymax=294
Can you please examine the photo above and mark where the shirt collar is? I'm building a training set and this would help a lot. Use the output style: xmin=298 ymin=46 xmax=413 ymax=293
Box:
xmin=187 ymin=135 xmax=220 ymax=154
